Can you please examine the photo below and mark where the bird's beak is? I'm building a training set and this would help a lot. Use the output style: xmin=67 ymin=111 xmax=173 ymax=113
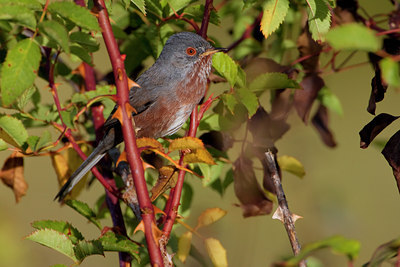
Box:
xmin=200 ymin=47 xmax=228 ymax=57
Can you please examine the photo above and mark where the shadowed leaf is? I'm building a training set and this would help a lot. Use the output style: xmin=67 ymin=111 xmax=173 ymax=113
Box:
xmin=38 ymin=20 xmax=69 ymax=53
xmin=359 ymin=113 xmax=399 ymax=149
xmin=382 ymin=130 xmax=400 ymax=193
xmin=150 ymin=165 xmax=178 ymax=201
xmin=204 ymin=238 xmax=227 ymax=267
xmin=0 ymin=152 xmax=26 ymax=202
xmin=367 ymin=53 xmax=387 ymax=115
xmin=98 ymin=232 xmax=139 ymax=261
xmin=380 ymin=57 xmax=400 ymax=88
xmin=363 ymin=237 xmax=400 ymax=267
xmin=233 ymin=155 xmax=273 ymax=217
xmin=249 ymin=72 xmax=299 ymax=94
xmin=297 ymin=26 xmax=322 ymax=72
xmin=295 ymin=74 xmax=325 ymax=123
xmin=177 ymin=231 xmax=192 ymax=263
xmin=312 ymin=105 xmax=337 ymax=147
xmin=0 ymin=115 xmax=28 ymax=148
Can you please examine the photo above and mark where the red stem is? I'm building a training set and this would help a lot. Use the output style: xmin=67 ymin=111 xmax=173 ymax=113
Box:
xmin=199 ymin=0 xmax=213 ymax=38
xmin=93 ymin=0 xmax=163 ymax=265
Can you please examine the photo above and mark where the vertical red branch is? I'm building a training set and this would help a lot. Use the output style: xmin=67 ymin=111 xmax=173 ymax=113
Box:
xmin=199 ymin=0 xmax=214 ymax=38
xmin=93 ymin=0 xmax=163 ymax=265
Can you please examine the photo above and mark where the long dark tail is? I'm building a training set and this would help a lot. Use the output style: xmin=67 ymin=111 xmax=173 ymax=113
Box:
xmin=54 ymin=144 xmax=106 ymax=201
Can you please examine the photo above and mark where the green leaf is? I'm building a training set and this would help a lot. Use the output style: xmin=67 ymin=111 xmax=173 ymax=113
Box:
xmin=0 ymin=115 xmax=28 ymax=148
xmin=236 ymin=66 xmax=247 ymax=88
xmin=60 ymin=108 xmax=77 ymax=129
xmin=0 ymin=138 xmax=8 ymax=151
xmin=178 ymin=182 xmax=193 ymax=217
xmin=236 ymin=87 xmax=258 ymax=117
xmin=36 ymin=130 xmax=52 ymax=151
xmin=277 ymin=155 xmax=306 ymax=178
xmin=38 ymin=20 xmax=69 ymax=53
xmin=1 ymin=38 xmax=40 ymax=106
xmin=364 ymin=237 xmax=400 ymax=267
xmin=0 ymin=0 xmax=42 ymax=10
xmin=221 ymin=93 xmax=238 ymax=114
xmin=306 ymin=0 xmax=331 ymax=42
xmin=199 ymin=161 xmax=224 ymax=187
xmin=65 ymin=200 xmax=102 ymax=230
xmin=260 ymin=0 xmax=289 ymax=38
xmin=48 ymin=2 xmax=101 ymax=31
xmin=184 ymin=4 xmax=220 ymax=25
xmin=249 ymin=72 xmax=299 ymax=94
xmin=70 ymin=31 xmax=99 ymax=53
xmin=212 ymin=52 xmax=238 ymax=87
xmin=0 ymin=4 xmax=36 ymax=29
xmin=380 ymin=57 xmax=400 ymax=88
xmin=74 ymin=240 xmax=104 ymax=261
xmin=326 ymin=23 xmax=380 ymax=52
xmin=70 ymin=45 xmax=92 ymax=64
xmin=166 ymin=0 xmax=192 ymax=14
xmin=99 ymin=232 xmax=140 ymax=261
xmin=71 ymin=85 xmax=115 ymax=104
xmin=318 ymin=86 xmax=343 ymax=116
xmin=32 ymin=220 xmax=84 ymax=244
xmin=131 ymin=0 xmax=146 ymax=15
xmin=16 ymin=85 xmax=37 ymax=110
xmin=199 ymin=113 xmax=222 ymax=131
xmin=25 ymin=229 xmax=77 ymax=262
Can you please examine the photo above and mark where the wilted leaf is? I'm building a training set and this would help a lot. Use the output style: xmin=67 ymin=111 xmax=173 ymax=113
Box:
xmin=0 ymin=152 xmax=27 ymax=202
xmin=48 ymin=2 xmax=100 ymax=31
xmin=212 ymin=52 xmax=238 ymax=87
xmin=260 ymin=0 xmax=289 ymax=38
xmin=204 ymin=238 xmax=227 ymax=267
xmin=1 ymin=38 xmax=40 ymax=106
xmin=0 ymin=115 xmax=28 ymax=148
xmin=382 ymin=130 xmax=400 ymax=193
xmin=233 ymin=155 xmax=273 ymax=217
xmin=306 ymin=0 xmax=331 ymax=42
xmin=169 ymin=137 xmax=205 ymax=151
xmin=367 ymin=53 xmax=387 ymax=115
xmin=31 ymin=220 xmax=84 ymax=245
xmin=249 ymin=72 xmax=299 ymax=94
xmin=294 ymin=74 xmax=325 ymax=123
xmin=363 ymin=237 xmax=400 ymax=267
xmin=380 ymin=57 xmax=400 ymax=88
xmin=359 ymin=113 xmax=399 ymax=149
xmin=195 ymin=208 xmax=227 ymax=229
xmin=177 ymin=231 xmax=192 ymax=263
xmin=25 ymin=229 xmax=77 ymax=262
xmin=277 ymin=155 xmax=306 ymax=178
xmin=150 ymin=165 xmax=178 ymax=201
xmin=326 ymin=23 xmax=380 ymax=52
xmin=312 ymin=105 xmax=337 ymax=147
xmin=65 ymin=200 xmax=101 ymax=229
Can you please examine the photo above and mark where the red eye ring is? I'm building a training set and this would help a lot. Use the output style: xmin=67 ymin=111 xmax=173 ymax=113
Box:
xmin=186 ymin=47 xmax=197 ymax=56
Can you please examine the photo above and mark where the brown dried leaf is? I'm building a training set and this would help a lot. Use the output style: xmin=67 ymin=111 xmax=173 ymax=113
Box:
xmin=169 ymin=137 xmax=205 ymax=152
xmin=233 ymin=155 xmax=273 ymax=217
xmin=311 ymin=105 xmax=337 ymax=147
xmin=183 ymin=148 xmax=215 ymax=165
xmin=296 ymin=26 xmax=322 ymax=73
xmin=367 ymin=53 xmax=388 ymax=115
xmin=199 ymin=131 xmax=233 ymax=152
xmin=150 ymin=165 xmax=178 ymax=202
xmin=0 ymin=152 xmax=27 ymax=202
xmin=382 ymin=130 xmax=400 ymax=193
xmin=359 ymin=113 xmax=399 ymax=149
xmin=195 ymin=208 xmax=227 ymax=230
xmin=295 ymin=75 xmax=325 ymax=123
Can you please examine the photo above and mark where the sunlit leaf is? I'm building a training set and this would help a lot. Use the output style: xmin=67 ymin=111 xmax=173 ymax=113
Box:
xmin=31 ymin=220 xmax=84 ymax=245
xmin=169 ymin=137 xmax=205 ymax=151
xmin=0 ymin=4 xmax=36 ymax=29
xmin=131 ymin=0 xmax=146 ymax=15
xmin=204 ymin=238 xmax=228 ymax=267
xmin=0 ymin=115 xmax=28 ymax=148
xmin=212 ymin=52 xmax=238 ymax=87
xmin=326 ymin=23 xmax=380 ymax=52
xmin=318 ymin=86 xmax=343 ymax=116
xmin=195 ymin=208 xmax=227 ymax=229
xmin=260 ymin=0 xmax=289 ymax=38
xmin=1 ymin=39 xmax=40 ymax=106
xmin=74 ymin=240 xmax=104 ymax=261
xmin=65 ymin=200 xmax=101 ymax=230
xmin=184 ymin=148 xmax=215 ymax=165
xmin=277 ymin=155 xmax=305 ymax=178
xmin=306 ymin=0 xmax=331 ymax=42
xmin=380 ymin=57 xmax=400 ymax=88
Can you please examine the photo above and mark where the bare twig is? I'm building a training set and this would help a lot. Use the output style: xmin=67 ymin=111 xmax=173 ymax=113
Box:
xmin=93 ymin=0 xmax=163 ymax=265
xmin=264 ymin=151 xmax=305 ymax=267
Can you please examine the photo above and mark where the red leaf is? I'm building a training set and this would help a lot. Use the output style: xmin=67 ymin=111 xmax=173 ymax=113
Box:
xmin=382 ymin=130 xmax=400 ymax=193
xmin=233 ymin=155 xmax=273 ymax=217
xmin=359 ymin=113 xmax=399 ymax=149
xmin=294 ymin=74 xmax=325 ymax=123
xmin=312 ymin=105 xmax=337 ymax=147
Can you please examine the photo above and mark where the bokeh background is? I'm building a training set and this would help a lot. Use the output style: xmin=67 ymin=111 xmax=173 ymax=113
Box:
xmin=1 ymin=1 xmax=399 ymax=266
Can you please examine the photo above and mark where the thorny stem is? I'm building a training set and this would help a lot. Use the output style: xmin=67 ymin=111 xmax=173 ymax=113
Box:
xmin=93 ymin=0 xmax=163 ymax=265
xmin=264 ymin=151 xmax=306 ymax=267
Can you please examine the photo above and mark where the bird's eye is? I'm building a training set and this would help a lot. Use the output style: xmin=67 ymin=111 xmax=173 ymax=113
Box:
xmin=186 ymin=47 xmax=197 ymax=56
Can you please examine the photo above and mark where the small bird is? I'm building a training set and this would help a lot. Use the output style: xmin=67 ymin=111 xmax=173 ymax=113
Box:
xmin=55 ymin=32 xmax=224 ymax=201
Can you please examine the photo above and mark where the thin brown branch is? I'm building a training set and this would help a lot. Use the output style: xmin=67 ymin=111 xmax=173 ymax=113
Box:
xmin=199 ymin=0 xmax=214 ymax=38
xmin=264 ymin=151 xmax=305 ymax=267
xmin=93 ymin=0 xmax=163 ymax=265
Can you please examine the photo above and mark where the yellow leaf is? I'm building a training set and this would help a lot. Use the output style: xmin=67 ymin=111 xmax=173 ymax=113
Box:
xmin=137 ymin=137 xmax=164 ymax=152
xmin=277 ymin=155 xmax=305 ymax=178
xmin=261 ymin=0 xmax=289 ymax=38
xmin=177 ymin=231 xmax=192 ymax=263
xmin=150 ymin=165 xmax=178 ymax=201
xmin=169 ymin=137 xmax=205 ymax=151
xmin=183 ymin=148 xmax=215 ymax=165
xmin=196 ymin=208 xmax=227 ymax=229
xmin=204 ymin=238 xmax=228 ymax=267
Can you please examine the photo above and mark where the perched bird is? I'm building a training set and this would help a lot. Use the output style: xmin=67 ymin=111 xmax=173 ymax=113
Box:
xmin=55 ymin=32 xmax=224 ymax=201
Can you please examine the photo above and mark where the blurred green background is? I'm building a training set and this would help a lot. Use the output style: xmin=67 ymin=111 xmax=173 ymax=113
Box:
xmin=1 ymin=0 xmax=399 ymax=266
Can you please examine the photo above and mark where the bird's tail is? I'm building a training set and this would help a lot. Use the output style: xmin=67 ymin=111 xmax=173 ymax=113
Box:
xmin=54 ymin=144 xmax=106 ymax=202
